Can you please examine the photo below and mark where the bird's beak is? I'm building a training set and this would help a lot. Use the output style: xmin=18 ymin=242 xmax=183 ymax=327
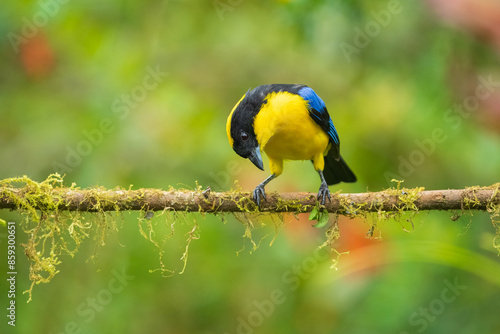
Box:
xmin=248 ymin=146 xmax=264 ymax=171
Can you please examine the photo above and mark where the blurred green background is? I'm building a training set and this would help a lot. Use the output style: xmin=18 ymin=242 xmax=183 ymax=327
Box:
xmin=1 ymin=0 xmax=500 ymax=333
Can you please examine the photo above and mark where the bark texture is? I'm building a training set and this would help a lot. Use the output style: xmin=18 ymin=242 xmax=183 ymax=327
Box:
xmin=1 ymin=185 xmax=499 ymax=213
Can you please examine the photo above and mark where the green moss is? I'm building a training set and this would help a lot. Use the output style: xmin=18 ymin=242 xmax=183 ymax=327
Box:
xmin=137 ymin=208 xmax=203 ymax=277
xmin=141 ymin=210 xmax=176 ymax=277
xmin=276 ymin=194 xmax=314 ymax=214
xmin=316 ymin=216 xmax=350 ymax=270
xmin=486 ymin=184 xmax=500 ymax=253
xmin=179 ymin=222 xmax=200 ymax=274
xmin=2 ymin=174 xmax=499 ymax=301
xmin=0 ymin=175 xmax=89 ymax=301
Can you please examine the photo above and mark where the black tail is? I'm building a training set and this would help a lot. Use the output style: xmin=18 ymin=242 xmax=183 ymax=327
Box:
xmin=323 ymin=152 xmax=357 ymax=185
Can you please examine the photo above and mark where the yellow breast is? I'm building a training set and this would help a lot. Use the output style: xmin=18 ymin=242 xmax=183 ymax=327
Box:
xmin=253 ymin=91 xmax=330 ymax=162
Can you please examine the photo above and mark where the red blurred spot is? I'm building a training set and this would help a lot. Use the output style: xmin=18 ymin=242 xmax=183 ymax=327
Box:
xmin=427 ymin=0 xmax=500 ymax=50
xmin=19 ymin=31 xmax=55 ymax=78
xmin=480 ymin=93 xmax=500 ymax=131
xmin=336 ymin=216 xmax=381 ymax=253
xmin=427 ymin=0 xmax=500 ymax=134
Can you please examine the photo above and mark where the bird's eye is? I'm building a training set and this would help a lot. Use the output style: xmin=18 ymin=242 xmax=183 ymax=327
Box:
xmin=241 ymin=131 xmax=249 ymax=141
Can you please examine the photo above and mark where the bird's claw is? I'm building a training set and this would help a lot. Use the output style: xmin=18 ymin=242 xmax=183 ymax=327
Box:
xmin=253 ymin=185 xmax=267 ymax=208
xmin=317 ymin=183 xmax=331 ymax=205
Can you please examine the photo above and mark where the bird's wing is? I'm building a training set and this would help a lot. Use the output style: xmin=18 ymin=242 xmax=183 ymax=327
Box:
xmin=297 ymin=87 xmax=340 ymax=146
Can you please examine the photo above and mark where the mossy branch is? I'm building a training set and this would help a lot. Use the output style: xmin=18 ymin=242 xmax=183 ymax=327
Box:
xmin=1 ymin=175 xmax=499 ymax=302
xmin=1 ymin=180 xmax=499 ymax=214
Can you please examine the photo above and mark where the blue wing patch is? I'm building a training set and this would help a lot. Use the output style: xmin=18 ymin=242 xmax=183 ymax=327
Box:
xmin=298 ymin=87 xmax=340 ymax=146
xmin=298 ymin=86 xmax=326 ymax=112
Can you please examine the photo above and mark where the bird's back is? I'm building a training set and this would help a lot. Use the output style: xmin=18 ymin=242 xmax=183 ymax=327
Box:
xmin=253 ymin=89 xmax=330 ymax=162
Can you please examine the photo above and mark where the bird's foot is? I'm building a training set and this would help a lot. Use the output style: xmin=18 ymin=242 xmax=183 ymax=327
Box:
xmin=317 ymin=183 xmax=331 ymax=205
xmin=253 ymin=184 xmax=267 ymax=208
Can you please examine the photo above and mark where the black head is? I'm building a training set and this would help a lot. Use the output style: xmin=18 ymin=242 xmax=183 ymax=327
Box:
xmin=226 ymin=91 xmax=264 ymax=170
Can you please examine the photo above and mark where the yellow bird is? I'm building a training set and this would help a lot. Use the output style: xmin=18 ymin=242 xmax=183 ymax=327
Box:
xmin=226 ymin=84 xmax=356 ymax=206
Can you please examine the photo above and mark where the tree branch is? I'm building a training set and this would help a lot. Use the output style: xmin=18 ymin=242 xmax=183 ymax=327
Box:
xmin=1 ymin=183 xmax=499 ymax=214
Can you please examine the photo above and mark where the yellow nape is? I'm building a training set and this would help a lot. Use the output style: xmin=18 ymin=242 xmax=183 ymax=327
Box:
xmin=253 ymin=91 xmax=330 ymax=176
xmin=226 ymin=93 xmax=246 ymax=148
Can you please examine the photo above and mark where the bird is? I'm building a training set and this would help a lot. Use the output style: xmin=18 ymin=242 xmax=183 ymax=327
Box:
xmin=226 ymin=84 xmax=356 ymax=207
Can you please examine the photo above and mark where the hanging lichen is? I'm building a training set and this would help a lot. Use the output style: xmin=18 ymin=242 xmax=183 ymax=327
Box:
xmin=0 ymin=174 xmax=106 ymax=301
xmin=1 ymin=174 xmax=499 ymax=302
xmin=487 ymin=185 xmax=500 ymax=252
